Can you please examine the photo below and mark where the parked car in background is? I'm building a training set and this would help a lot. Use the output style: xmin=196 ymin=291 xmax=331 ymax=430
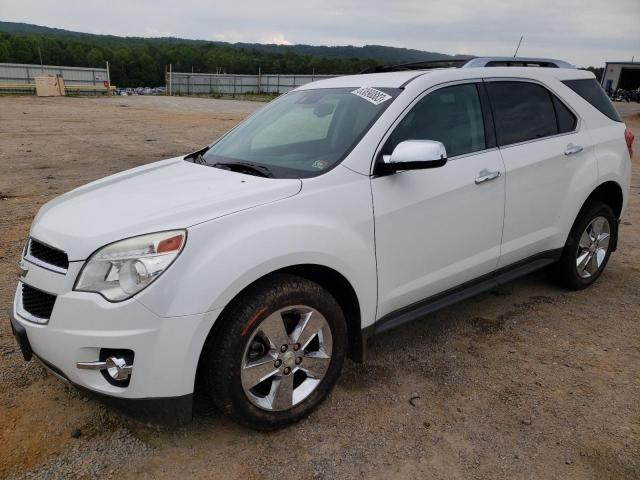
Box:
xmin=608 ymin=88 xmax=640 ymax=103
xmin=10 ymin=57 xmax=633 ymax=430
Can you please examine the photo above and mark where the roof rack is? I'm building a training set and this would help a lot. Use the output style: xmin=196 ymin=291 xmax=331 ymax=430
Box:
xmin=463 ymin=57 xmax=575 ymax=69
xmin=360 ymin=56 xmax=574 ymax=74
xmin=359 ymin=58 xmax=472 ymax=74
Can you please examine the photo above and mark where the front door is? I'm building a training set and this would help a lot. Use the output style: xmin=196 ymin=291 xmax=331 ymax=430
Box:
xmin=372 ymin=82 xmax=506 ymax=319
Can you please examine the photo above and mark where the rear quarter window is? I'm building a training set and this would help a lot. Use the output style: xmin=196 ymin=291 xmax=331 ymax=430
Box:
xmin=552 ymin=96 xmax=578 ymax=133
xmin=562 ymin=79 xmax=622 ymax=122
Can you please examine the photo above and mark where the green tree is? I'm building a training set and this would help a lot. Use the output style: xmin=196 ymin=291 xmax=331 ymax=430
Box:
xmin=0 ymin=30 xmax=388 ymax=86
xmin=86 ymin=47 xmax=105 ymax=67
xmin=8 ymin=36 xmax=36 ymax=63
xmin=0 ymin=41 xmax=9 ymax=62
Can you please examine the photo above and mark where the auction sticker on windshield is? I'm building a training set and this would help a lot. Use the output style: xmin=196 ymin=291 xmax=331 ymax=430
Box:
xmin=351 ymin=87 xmax=392 ymax=105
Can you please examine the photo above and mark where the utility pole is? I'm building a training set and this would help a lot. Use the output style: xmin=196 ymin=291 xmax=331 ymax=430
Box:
xmin=169 ymin=64 xmax=172 ymax=96
xmin=513 ymin=36 xmax=523 ymax=57
xmin=258 ymin=67 xmax=261 ymax=94
xmin=106 ymin=61 xmax=111 ymax=94
xmin=38 ymin=45 xmax=44 ymax=72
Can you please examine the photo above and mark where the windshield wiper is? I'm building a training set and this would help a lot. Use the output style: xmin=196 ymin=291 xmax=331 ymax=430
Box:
xmin=185 ymin=146 xmax=210 ymax=165
xmin=191 ymin=153 xmax=208 ymax=165
xmin=213 ymin=161 xmax=273 ymax=178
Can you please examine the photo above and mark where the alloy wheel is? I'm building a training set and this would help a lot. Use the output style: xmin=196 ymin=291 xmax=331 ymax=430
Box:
xmin=576 ymin=216 xmax=611 ymax=279
xmin=240 ymin=305 xmax=333 ymax=411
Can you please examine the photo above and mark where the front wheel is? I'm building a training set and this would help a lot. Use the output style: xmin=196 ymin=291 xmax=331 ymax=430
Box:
xmin=200 ymin=274 xmax=347 ymax=430
xmin=553 ymin=201 xmax=617 ymax=290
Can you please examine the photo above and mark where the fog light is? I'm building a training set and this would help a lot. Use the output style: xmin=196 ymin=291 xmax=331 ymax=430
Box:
xmin=105 ymin=356 xmax=133 ymax=381
xmin=77 ymin=356 xmax=133 ymax=381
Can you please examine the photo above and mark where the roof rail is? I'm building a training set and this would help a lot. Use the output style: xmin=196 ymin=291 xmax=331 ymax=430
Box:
xmin=359 ymin=58 xmax=472 ymax=74
xmin=462 ymin=57 xmax=575 ymax=69
xmin=358 ymin=56 xmax=575 ymax=75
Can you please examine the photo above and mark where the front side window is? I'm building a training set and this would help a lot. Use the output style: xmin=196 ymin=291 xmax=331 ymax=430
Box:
xmin=486 ymin=81 xmax=560 ymax=146
xmin=383 ymin=83 xmax=486 ymax=158
xmin=199 ymin=87 xmax=399 ymax=178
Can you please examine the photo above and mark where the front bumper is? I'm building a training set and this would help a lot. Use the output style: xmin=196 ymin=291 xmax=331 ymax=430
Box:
xmin=9 ymin=309 xmax=193 ymax=424
xmin=11 ymin=259 xmax=222 ymax=422
xmin=9 ymin=309 xmax=33 ymax=361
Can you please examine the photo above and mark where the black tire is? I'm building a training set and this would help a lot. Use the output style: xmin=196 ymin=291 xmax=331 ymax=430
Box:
xmin=552 ymin=201 xmax=617 ymax=290
xmin=200 ymin=273 xmax=347 ymax=430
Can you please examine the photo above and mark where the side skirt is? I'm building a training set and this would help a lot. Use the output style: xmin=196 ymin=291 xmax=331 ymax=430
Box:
xmin=362 ymin=248 xmax=563 ymax=344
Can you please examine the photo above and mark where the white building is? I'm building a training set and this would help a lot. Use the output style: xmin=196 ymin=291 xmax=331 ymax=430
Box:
xmin=601 ymin=61 xmax=640 ymax=91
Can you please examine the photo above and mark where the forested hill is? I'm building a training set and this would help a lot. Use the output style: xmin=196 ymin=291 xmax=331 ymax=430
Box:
xmin=222 ymin=43 xmax=463 ymax=64
xmin=0 ymin=21 xmax=466 ymax=87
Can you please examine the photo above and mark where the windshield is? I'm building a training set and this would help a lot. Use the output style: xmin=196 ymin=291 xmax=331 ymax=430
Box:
xmin=198 ymin=87 xmax=400 ymax=178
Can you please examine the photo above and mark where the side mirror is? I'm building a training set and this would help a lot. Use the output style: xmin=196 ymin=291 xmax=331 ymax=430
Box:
xmin=378 ymin=140 xmax=447 ymax=174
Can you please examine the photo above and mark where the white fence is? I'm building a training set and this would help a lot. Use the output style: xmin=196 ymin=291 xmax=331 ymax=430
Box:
xmin=0 ymin=62 xmax=111 ymax=94
xmin=0 ymin=62 xmax=109 ymax=86
xmin=166 ymin=72 xmax=337 ymax=95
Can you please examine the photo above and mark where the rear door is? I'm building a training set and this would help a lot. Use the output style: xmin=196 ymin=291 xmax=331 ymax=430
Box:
xmin=484 ymin=80 xmax=597 ymax=268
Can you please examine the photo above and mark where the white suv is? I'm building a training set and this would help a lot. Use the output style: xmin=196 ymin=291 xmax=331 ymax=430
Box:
xmin=10 ymin=57 xmax=634 ymax=429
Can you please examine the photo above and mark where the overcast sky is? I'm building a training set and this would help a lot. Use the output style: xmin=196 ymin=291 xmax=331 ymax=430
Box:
xmin=2 ymin=0 xmax=639 ymax=67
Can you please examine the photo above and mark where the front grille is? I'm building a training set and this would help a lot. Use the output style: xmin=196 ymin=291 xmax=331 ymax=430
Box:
xmin=29 ymin=239 xmax=69 ymax=270
xmin=21 ymin=284 xmax=56 ymax=319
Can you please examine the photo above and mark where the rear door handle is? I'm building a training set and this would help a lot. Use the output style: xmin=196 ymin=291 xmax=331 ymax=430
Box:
xmin=475 ymin=169 xmax=501 ymax=185
xmin=564 ymin=143 xmax=583 ymax=155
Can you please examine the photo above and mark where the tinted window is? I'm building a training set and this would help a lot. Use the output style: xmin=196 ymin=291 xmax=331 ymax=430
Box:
xmin=552 ymin=96 xmax=577 ymax=133
xmin=562 ymin=79 xmax=622 ymax=122
xmin=384 ymin=83 xmax=485 ymax=158
xmin=486 ymin=81 xmax=558 ymax=146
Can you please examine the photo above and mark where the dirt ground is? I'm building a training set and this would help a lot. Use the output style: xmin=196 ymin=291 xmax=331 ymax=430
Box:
xmin=0 ymin=95 xmax=639 ymax=480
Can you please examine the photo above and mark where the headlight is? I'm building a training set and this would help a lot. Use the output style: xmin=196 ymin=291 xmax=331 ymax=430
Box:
xmin=74 ymin=230 xmax=186 ymax=301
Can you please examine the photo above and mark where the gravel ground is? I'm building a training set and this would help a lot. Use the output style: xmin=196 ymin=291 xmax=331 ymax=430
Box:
xmin=0 ymin=95 xmax=639 ymax=480
xmin=11 ymin=429 xmax=153 ymax=480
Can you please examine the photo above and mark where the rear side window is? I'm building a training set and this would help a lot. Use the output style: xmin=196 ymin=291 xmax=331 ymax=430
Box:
xmin=562 ymin=79 xmax=622 ymax=122
xmin=486 ymin=81 xmax=558 ymax=146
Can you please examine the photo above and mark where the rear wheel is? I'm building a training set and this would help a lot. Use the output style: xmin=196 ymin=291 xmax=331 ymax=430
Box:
xmin=553 ymin=201 xmax=616 ymax=290
xmin=201 ymin=274 xmax=347 ymax=430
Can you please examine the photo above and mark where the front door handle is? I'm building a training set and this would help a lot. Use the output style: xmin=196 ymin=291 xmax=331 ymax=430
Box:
xmin=564 ymin=143 xmax=583 ymax=155
xmin=475 ymin=169 xmax=501 ymax=185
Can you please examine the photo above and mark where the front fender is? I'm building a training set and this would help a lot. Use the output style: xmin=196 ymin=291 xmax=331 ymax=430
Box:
xmin=136 ymin=167 xmax=377 ymax=329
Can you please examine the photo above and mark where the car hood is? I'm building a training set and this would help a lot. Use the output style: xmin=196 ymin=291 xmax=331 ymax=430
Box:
xmin=30 ymin=158 xmax=302 ymax=260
